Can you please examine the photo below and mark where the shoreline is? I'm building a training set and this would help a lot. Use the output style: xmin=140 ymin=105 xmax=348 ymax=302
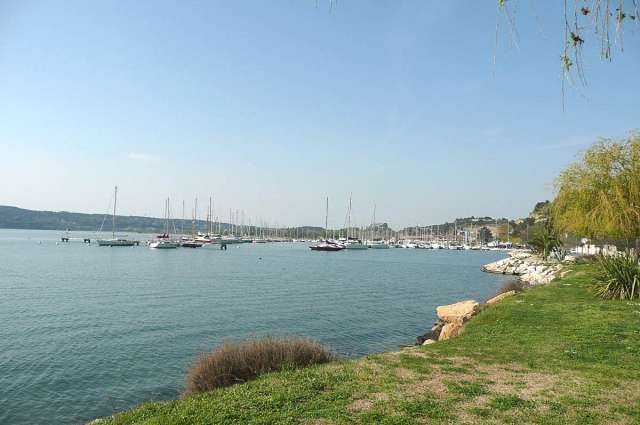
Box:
xmin=90 ymin=254 xmax=569 ymax=424
xmin=92 ymin=262 xmax=640 ymax=424
xmin=415 ymin=251 xmax=567 ymax=345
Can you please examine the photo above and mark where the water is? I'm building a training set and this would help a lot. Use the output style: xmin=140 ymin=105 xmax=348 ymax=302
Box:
xmin=0 ymin=229 xmax=510 ymax=425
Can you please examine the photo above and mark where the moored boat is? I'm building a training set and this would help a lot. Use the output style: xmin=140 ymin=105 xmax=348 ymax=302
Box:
xmin=180 ymin=240 xmax=203 ymax=248
xmin=344 ymin=238 xmax=368 ymax=249
xmin=149 ymin=198 xmax=179 ymax=249
xmin=97 ymin=186 xmax=140 ymax=247
xmin=97 ymin=238 xmax=138 ymax=247
xmin=368 ymin=241 xmax=390 ymax=249
xmin=310 ymin=197 xmax=345 ymax=252
xmin=310 ymin=241 xmax=345 ymax=251
xmin=150 ymin=239 xmax=179 ymax=249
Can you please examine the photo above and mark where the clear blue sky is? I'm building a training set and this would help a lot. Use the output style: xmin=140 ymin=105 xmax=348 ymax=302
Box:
xmin=0 ymin=1 xmax=638 ymax=228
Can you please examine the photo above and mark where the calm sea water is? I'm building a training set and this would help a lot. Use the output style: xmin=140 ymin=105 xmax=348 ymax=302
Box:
xmin=0 ymin=229 xmax=510 ymax=425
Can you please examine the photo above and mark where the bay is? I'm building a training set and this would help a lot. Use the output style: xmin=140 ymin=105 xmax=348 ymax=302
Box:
xmin=0 ymin=229 xmax=511 ymax=424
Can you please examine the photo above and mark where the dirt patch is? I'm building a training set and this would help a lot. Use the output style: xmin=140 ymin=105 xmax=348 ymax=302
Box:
xmin=395 ymin=368 xmax=417 ymax=381
xmin=408 ymin=378 xmax=448 ymax=395
xmin=347 ymin=399 xmax=375 ymax=412
xmin=370 ymin=392 xmax=390 ymax=401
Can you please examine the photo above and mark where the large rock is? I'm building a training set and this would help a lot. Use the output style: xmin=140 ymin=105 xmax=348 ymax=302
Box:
xmin=415 ymin=322 xmax=444 ymax=345
xmin=436 ymin=300 xmax=479 ymax=323
xmin=439 ymin=319 xmax=465 ymax=340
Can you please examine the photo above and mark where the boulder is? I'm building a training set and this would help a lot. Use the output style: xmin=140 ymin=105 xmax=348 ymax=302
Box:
xmin=436 ymin=300 xmax=479 ymax=323
xmin=486 ymin=290 xmax=516 ymax=305
xmin=415 ymin=322 xmax=445 ymax=345
xmin=439 ymin=319 xmax=465 ymax=340
xmin=422 ymin=339 xmax=436 ymax=345
xmin=429 ymin=322 xmax=444 ymax=340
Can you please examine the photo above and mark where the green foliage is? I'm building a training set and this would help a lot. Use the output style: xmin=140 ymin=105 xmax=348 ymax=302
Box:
xmin=528 ymin=221 xmax=562 ymax=261
xmin=530 ymin=200 xmax=551 ymax=222
xmin=445 ymin=380 xmax=487 ymax=398
xmin=0 ymin=205 xmax=326 ymax=237
xmin=500 ymin=1 xmax=638 ymax=89
xmin=478 ymin=226 xmax=493 ymax=244
xmin=595 ymin=250 xmax=640 ymax=299
xmin=553 ymin=133 xmax=640 ymax=245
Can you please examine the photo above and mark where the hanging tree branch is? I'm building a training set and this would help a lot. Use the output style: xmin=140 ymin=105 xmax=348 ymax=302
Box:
xmin=500 ymin=0 xmax=638 ymax=85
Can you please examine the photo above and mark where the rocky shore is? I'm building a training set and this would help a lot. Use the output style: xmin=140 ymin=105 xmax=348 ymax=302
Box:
xmin=417 ymin=251 xmax=568 ymax=345
xmin=480 ymin=251 xmax=568 ymax=285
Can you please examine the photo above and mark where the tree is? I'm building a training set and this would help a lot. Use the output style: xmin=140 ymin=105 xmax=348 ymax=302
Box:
xmin=478 ymin=226 xmax=493 ymax=244
xmin=552 ymin=132 xmax=640 ymax=247
xmin=528 ymin=219 xmax=563 ymax=261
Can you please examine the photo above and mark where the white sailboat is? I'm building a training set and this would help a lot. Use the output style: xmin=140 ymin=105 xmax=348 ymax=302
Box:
xmin=181 ymin=198 xmax=204 ymax=248
xmin=367 ymin=204 xmax=389 ymax=249
xmin=150 ymin=198 xmax=179 ymax=249
xmin=343 ymin=193 xmax=368 ymax=250
xmin=200 ymin=196 xmax=222 ymax=248
xmin=310 ymin=197 xmax=345 ymax=251
xmin=97 ymin=186 xmax=139 ymax=247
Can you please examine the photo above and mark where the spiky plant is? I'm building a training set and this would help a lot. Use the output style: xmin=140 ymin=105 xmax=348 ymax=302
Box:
xmin=595 ymin=250 xmax=640 ymax=300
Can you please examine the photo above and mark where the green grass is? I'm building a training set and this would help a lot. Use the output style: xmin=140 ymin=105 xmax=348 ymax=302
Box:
xmin=96 ymin=265 xmax=640 ymax=424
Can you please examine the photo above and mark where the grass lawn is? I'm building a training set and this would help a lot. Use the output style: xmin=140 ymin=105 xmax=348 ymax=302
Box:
xmin=98 ymin=265 xmax=640 ymax=424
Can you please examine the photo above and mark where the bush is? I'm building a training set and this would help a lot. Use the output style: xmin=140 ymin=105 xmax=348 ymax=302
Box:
xmin=184 ymin=336 xmax=336 ymax=395
xmin=486 ymin=279 xmax=527 ymax=302
xmin=595 ymin=250 xmax=640 ymax=300
xmin=496 ymin=279 xmax=527 ymax=295
xmin=528 ymin=222 xmax=562 ymax=261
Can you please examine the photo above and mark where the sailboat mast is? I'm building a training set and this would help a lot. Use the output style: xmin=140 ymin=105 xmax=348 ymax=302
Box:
xmin=373 ymin=203 xmax=376 ymax=241
xmin=209 ymin=196 xmax=212 ymax=235
xmin=192 ymin=198 xmax=198 ymax=238
xmin=325 ymin=197 xmax=329 ymax=241
xmin=347 ymin=193 xmax=352 ymax=240
xmin=112 ymin=185 xmax=117 ymax=238
xmin=166 ymin=198 xmax=170 ymax=235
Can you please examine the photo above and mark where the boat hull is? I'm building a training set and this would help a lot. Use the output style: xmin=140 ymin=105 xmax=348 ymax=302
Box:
xmin=310 ymin=244 xmax=344 ymax=251
xmin=180 ymin=241 xmax=203 ymax=248
xmin=149 ymin=241 xmax=179 ymax=249
xmin=97 ymin=239 xmax=138 ymax=247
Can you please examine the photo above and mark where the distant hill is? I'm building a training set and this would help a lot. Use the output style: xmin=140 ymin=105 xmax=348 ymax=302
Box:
xmin=0 ymin=205 xmax=324 ymax=236
xmin=0 ymin=205 xmax=195 ymax=233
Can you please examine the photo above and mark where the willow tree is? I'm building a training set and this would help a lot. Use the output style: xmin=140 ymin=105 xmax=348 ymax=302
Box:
xmin=498 ymin=0 xmax=638 ymax=86
xmin=552 ymin=133 xmax=640 ymax=246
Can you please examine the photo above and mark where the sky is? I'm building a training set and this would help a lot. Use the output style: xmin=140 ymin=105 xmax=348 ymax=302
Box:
xmin=0 ymin=1 xmax=638 ymax=229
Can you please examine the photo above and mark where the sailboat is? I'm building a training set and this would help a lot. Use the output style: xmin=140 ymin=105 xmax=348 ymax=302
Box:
xmin=200 ymin=196 xmax=222 ymax=247
xmin=310 ymin=197 xmax=344 ymax=251
xmin=149 ymin=198 xmax=179 ymax=249
xmin=97 ymin=186 xmax=139 ymax=247
xmin=367 ymin=204 xmax=389 ymax=249
xmin=181 ymin=198 xmax=204 ymax=248
xmin=343 ymin=193 xmax=368 ymax=250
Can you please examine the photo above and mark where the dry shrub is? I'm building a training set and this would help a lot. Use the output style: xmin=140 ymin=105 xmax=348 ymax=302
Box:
xmin=490 ymin=279 xmax=527 ymax=299
xmin=184 ymin=336 xmax=336 ymax=395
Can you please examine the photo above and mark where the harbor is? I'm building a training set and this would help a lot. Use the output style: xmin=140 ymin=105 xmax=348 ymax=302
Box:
xmin=61 ymin=188 xmax=528 ymax=253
